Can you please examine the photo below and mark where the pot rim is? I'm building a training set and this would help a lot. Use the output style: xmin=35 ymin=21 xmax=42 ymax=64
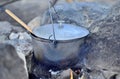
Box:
xmin=31 ymin=33 xmax=88 ymax=43
xmin=32 ymin=24 xmax=89 ymax=41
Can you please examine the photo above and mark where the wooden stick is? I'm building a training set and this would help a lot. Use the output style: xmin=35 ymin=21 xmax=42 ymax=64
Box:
xmin=5 ymin=9 xmax=33 ymax=33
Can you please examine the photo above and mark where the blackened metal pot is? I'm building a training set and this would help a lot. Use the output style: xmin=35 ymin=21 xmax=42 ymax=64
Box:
xmin=32 ymin=24 xmax=89 ymax=69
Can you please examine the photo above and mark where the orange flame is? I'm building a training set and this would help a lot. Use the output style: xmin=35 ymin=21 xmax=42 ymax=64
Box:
xmin=70 ymin=70 xmax=73 ymax=79
xmin=66 ymin=0 xmax=73 ymax=3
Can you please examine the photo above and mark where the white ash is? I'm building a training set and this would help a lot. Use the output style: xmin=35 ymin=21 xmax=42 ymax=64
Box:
xmin=9 ymin=32 xmax=19 ymax=39
xmin=9 ymin=32 xmax=32 ymax=40
xmin=19 ymin=32 xmax=32 ymax=40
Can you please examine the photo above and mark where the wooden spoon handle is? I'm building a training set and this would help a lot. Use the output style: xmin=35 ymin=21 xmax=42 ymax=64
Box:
xmin=5 ymin=9 xmax=33 ymax=33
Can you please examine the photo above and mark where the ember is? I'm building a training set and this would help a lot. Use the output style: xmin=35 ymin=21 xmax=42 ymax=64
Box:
xmin=70 ymin=70 xmax=73 ymax=79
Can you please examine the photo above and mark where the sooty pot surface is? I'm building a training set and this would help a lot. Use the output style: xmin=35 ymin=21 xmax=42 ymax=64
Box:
xmin=32 ymin=24 xmax=89 ymax=69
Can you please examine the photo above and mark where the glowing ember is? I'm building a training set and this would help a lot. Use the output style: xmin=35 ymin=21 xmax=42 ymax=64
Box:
xmin=70 ymin=70 xmax=73 ymax=79
xmin=66 ymin=0 xmax=73 ymax=3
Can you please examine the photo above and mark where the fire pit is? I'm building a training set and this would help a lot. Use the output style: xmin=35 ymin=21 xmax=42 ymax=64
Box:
xmin=2 ymin=0 xmax=89 ymax=78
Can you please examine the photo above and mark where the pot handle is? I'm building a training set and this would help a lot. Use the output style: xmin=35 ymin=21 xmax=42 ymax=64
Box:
xmin=49 ymin=35 xmax=58 ymax=48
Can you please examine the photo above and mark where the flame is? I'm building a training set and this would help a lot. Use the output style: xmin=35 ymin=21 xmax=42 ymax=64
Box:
xmin=81 ymin=73 xmax=85 ymax=79
xmin=66 ymin=0 xmax=73 ymax=3
xmin=70 ymin=70 xmax=73 ymax=79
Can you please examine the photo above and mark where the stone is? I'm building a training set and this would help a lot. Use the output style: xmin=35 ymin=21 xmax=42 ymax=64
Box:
xmin=79 ymin=1 xmax=120 ymax=79
xmin=88 ymin=70 xmax=105 ymax=79
xmin=0 ymin=40 xmax=32 ymax=78
xmin=102 ymin=70 xmax=118 ymax=79
xmin=0 ymin=0 xmax=57 ymax=26
xmin=9 ymin=32 xmax=32 ymax=40
xmin=42 ymin=2 xmax=110 ymax=29
xmin=12 ymin=26 xmax=25 ymax=32
xmin=0 ymin=43 xmax=28 ymax=79
xmin=116 ymin=74 xmax=120 ymax=79
xmin=56 ymin=0 xmax=68 ymax=4
xmin=0 ymin=21 xmax=14 ymax=41
xmin=17 ymin=51 xmax=28 ymax=77
xmin=27 ymin=16 xmax=42 ymax=30
xmin=0 ymin=35 xmax=8 ymax=41
xmin=1 ymin=39 xmax=33 ymax=56
xmin=56 ymin=0 xmax=118 ymax=5
xmin=108 ymin=1 xmax=120 ymax=17
xmin=9 ymin=32 xmax=19 ymax=40
xmin=0 ymin=21 xmax=26 ymax=41
xmin=0 ymin=21 xmax=12 ymax=34
xmin=56 ymin=69 xmax=78 ymax=79
xmin=19 ymin=32 xmax=32 ymax=40
xmin=0 ymin=0 xmax=18 ymax=6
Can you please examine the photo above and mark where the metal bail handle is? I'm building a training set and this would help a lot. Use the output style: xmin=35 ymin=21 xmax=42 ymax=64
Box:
xmin=48 ymin=0 xmax=57 ymax=47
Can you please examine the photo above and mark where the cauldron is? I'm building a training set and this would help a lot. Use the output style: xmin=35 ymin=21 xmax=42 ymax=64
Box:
xmin=2 ymin=7 xmax=89 ymax=70
xmin=32 ymin=23 xmax=89 ymax=69
xmin=2 ymin=4 xmax=89 ymax=70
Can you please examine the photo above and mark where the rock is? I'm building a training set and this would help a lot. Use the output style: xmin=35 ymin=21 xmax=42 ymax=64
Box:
xmin=12 ymin=26 xmax=25 ymax=32
xmin=0 ymin=21 xmax=13 ymax=41
xmin=80 ymin=1 xmax=120 ymax=79
xmin=56 ymin=0 xmax=118 ymax=6
xmin=9 ymin=32 xmax=32 ymax=40
xmin=0 ymin=21 xmax=26 ymax=41
xmin=116 ymin=74 xmax=120 ymax=79
xmin=9 ymin=32 xmax=19 ymax=40
xmin=1 ymin=39 xmax=33 ymax=56
xmin=19 ymin=32 xmax=32 ymax=40
xmin=88 ymin=70 xmax=105 ymax=79
xmin=0 ymin=0 xmax=18 ymax=6
xmin=108 ymin=1 xmax=120 ymax=17
xmin=17 ymin=51 xmax=28 ymax=77
xmin=25 ymin=52 xmax=33 ymax=74
xmin=28 ymin=16 xmax=42 ymax=30
xmin=0 ymin=21 xmax=25 ymax=34
xmin=102 ymin=70 xmax=118 ymax=79
xmin=56 ymin=0 xmax=68 ymax=4
xmin=30 ymin=56 xmax=51 ymax=78
xmin=56 ymin=69 xmax=78 ymax=79
xmin=0 ymin=43 xmax=28 ymax=79
xmin=0 ymin=0 xmax=57 ymax=26
xmin=0 ymin=21 xmax=12 ymax=34
xmin=79 ymin=72 xmax=89 ymax=79
xmin=0 ymin=40 xmax=32 ymax=78
xmin=42 ymin=2 xmax=110 ymax=28
xmin=0 ymin=35 xmax=8 ymax=41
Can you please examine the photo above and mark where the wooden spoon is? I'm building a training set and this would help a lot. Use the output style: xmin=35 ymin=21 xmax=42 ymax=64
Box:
xmin=5 ymin=9 xmax=33 ymax=33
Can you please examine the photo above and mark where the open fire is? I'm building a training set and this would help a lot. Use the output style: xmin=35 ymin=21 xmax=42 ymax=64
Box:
xmin=70 ymin=70 xmax=73 ymax=79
